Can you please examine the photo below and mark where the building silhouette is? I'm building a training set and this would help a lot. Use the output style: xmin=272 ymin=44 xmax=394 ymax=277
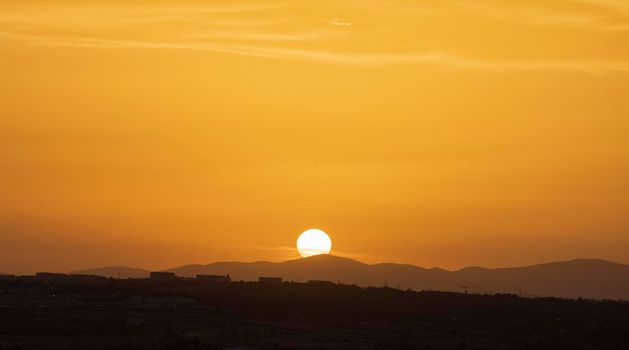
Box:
xmin=150 ymin=272 xmax=177 ymax=281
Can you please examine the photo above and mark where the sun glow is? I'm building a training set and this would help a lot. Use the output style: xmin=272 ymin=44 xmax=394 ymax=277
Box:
xmin=296 ymin=229 xmax=332 ymax=258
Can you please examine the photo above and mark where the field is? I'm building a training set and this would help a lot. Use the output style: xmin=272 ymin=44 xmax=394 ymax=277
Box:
xmin=1 ymin=277 xmax=628 ymax=349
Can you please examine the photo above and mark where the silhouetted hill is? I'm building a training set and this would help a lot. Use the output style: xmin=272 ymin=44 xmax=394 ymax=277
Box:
xmin=449 ymin=258 xmax=629 ymax=300
xmin=166 ymin=255 xmax=629 ymax=300
xmin=3 ymin=277 xmax=629 ymax=349
xmin=74 ymin=256 xmax=629 ymax=300
xmin=73 ymin=266 xmax=150 ymax=279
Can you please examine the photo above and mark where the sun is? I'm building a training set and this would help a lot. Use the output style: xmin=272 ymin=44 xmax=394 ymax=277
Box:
xmin=296 ymin=229 xmax=332 ymax=258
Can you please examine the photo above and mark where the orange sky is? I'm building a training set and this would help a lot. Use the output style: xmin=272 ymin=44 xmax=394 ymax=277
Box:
xmin=1 ymin=0 xmax=629 ymax=274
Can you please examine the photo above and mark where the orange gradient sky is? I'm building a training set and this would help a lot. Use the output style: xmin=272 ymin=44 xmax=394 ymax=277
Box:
xmin=1 ymin=0 xmax=629 ymax=274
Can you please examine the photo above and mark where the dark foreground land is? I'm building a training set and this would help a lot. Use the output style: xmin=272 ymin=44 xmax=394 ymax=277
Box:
xmin=1 ymin=277 xmax=628 ymax=349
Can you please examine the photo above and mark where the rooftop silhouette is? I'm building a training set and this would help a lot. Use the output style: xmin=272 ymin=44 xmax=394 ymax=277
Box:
xmin=71 ymin=255 xmax=629 ymax=300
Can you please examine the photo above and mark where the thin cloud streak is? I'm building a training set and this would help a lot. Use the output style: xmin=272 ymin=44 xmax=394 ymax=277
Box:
xmin=351 ymin=0 xmax=629 ymax=32
xmin=0 ymin=13 xmax=287 ymax=29
xmin=325 ymin=18 xmax=352 ymax=27
xmin=240 ymin=244 xmax=367 ymax=262
xmin=0 ymin=3 xmax=288 ymax=31
xmin=0 ymin=3 xmax=285 ymax=20
xmin=460 ymin=1 xmax=629 ymax=32
xmin=180 ymin=29 xmax=326 ymax=43
xmin=4 ymin=32 xmax=629 ymax=73
xmin=571 ymin=0 xmax=629 ymax=15
xmin=2 ymin=1 xmax=629 ymax=73
xmin=127 ymin=3 xmax=286 ymax=15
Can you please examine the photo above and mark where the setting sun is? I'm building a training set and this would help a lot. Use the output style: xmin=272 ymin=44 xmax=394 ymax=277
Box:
xmin=2 ymin=1 xmax=629 ymax=347
xmin=1 ymin=0 xmax=628 ymax=274
xmin=296 ymin=229 xmax=332 ymax=258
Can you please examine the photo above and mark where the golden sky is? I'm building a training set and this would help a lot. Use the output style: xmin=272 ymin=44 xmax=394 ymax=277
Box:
xmin=1 ymin=0 xmax=629 ymax=274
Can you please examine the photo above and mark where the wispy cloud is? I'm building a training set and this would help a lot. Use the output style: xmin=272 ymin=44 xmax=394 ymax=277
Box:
xmin=461 ymin=1 xmax=629 ymax=32
xmin=325 ymin=18 xmax=352 ymax=27
xmin=180 ymin=29 xmax=325 ymax=43
xmin=128 ymin=3 xmax=285 ymax=15
xmin=466 ymin=3 xmax=600 ymax=26
xmin=2 ymin=1 xmax=629 ymax=73
xmin=3 ymin=32 xmax=629 ymax=73
xmin=236 ymin=245 xmax=301 ymax=261
xmin=570 ymin=0 xmax=629 ymax=15
xmin=349 ymin=0 xmax=629 ymax=32
xmin=239 ymin=244 xmax=366 ymax=262
xmin=0 ymin=3 xmax=288 ymax=32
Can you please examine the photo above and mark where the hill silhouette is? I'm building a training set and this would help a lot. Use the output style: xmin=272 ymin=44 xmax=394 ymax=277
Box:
xmin=76 ymin=255 xmax=629 ymax=300
xmin=3 ymin=276 xmax=629 ymax=349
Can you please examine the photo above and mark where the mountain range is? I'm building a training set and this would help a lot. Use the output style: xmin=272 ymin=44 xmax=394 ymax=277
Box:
xmin=74 ymin=255 xmax=629 ymax=300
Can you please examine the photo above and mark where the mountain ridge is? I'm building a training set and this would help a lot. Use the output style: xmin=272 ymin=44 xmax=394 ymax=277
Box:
xmin=73 ymin=255 xmax=629 ymax=300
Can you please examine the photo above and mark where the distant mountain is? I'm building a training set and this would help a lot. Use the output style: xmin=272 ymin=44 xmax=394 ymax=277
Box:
xmin=73 ymin=266 xmax=150 ymax=279
xmin=165 ymin=255 xmax=629 ymax=300
xmin=75 ymin=256 xmax=629 ymax=300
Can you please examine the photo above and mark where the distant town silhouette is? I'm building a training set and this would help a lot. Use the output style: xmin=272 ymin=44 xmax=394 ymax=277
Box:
xmin=3 ymin=264 xmax=629 ymax=349
xmin=49 ymin=255 xmax=629 ymax=300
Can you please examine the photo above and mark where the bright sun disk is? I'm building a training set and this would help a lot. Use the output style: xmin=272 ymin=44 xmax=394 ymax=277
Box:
xmin=296 ymin=229 xmax=332 ymax=258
